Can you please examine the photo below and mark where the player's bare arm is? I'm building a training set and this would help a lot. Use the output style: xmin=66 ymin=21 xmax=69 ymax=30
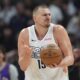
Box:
xmin=18 ymin=28 xmax=32 ymax=71
xmin=53 ymin=25 xmax=74 ymax=67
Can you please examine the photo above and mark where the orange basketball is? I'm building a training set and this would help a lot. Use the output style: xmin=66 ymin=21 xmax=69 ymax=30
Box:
xmin=40 ymin=44 xmax=63 ymax=65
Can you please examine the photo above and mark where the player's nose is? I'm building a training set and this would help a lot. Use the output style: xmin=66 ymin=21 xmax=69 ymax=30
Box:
xmin=46 ymin=14 xmax=51 ymax=19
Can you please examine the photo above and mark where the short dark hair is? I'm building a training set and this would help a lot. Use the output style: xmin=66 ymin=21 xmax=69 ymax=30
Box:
xmin=33 ymin=4 xmax=48 ymax=15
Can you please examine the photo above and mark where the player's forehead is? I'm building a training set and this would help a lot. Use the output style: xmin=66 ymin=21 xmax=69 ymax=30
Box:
xmin=37 ymin=7 xmax=51 ymax=14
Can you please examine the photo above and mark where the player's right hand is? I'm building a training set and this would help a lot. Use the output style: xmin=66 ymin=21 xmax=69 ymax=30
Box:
xmin=23 ymin=45 xmax=32 ymax=57
xmin=18 ymin=45 xmax=32 ymax=71
xmin=19 ymin=45 xmax=32 ymax=60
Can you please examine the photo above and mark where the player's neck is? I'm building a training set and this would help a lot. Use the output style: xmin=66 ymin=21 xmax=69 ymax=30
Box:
xmin=35 ymin=24 xmax=49 ymax=40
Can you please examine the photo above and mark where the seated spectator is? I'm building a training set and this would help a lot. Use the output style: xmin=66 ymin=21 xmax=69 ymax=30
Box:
xmin=0 ymin=0 xmax=17 ymax=24
xmin=3 ymin=24 xmax=17 ymax=52
xmin=49 ymin=0 xmax=63 ymax=24
xmin=67 ymin=12 xmax=80 ymax=47
xmin=0 ymin=45 xmax=19 ymax=80
xmin=69 ymin=48 xmax=80 ymax=80
xmin=10 ymin=1 xmax=32 ymax=34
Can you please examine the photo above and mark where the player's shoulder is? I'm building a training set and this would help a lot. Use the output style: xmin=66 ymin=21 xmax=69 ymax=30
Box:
xmin=18 ymin=25 xmax=34 ymax=40
xmin=20 ymin=27 xmax=28 ymax=34
xmin=19 ymin=25 xmax=32 ymax=35
xmin=53 ymin=24 xmax=65 ymax=30
xmin=19 ymin=28 xmax=28 ymax=37
xmin=52 ymin=24 xmax=66 ymax=33
xmin=19 ymin=25 xmax=34 ymax=35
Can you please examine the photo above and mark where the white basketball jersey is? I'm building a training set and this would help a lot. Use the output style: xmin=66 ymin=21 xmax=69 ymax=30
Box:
xmin=25 ymin=23 xmax=69 ymax=80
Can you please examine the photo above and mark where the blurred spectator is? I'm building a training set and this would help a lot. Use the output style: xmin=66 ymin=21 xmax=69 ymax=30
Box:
xmin=0 ymin=19 xmax=5 ymax=45
xmin=32 ymin=0 xmax=49 ymax=7
xmin=23 ymin=0 xmax=33 ymax=17
xmin=0 ymin=45 xmax=19 ymax=80
xmin=67 ymin=0 xmax=77 ymax=17
xmin=60 ymin=0 xmax=71 ymax=28
xmin=10 ymin=1 xmax=32 ymax=34
xmin=69 ymin=65 xmax=80 ymax=80
xmin=3 ymin=24 xmax=17 ymax=52
xmin=0 ymin=19 xmax=17 ymax=52
xmin=49 ymin=0 xmax=63 ymax=24
xmin=69 ymin=48 xmax=80 ymax=80
xmin=73 ymin=48 xmax=80 ymax=64
xmin=67 ymin=12 xmax=80 ymax=47
xmin=0 ymin=0 xmax=17 ymax=24
xmin=6 ymin=50 xmax=24 ymax=80
xmin=73 ymin=0 xmax=80 ymax=10
xmin=67 ymin=14 xmax=79 ymax=35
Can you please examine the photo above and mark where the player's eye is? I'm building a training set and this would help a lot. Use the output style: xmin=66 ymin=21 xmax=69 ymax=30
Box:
xmin=43 ymin=14 xmax=47 ymax=16
xmin=43 ymin=13 xmax=51 ymax=17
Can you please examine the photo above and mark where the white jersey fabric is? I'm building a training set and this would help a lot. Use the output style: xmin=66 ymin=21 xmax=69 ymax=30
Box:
xmin=25 ymin=23 xmax=69 ymax=80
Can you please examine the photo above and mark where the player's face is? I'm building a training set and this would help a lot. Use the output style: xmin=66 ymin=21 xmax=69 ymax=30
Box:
xmin=34 ymin=8 xmax=51 ymax=27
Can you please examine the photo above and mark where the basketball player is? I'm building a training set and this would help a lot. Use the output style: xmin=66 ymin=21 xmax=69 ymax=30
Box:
xmin=18 ymin=5 xmax=74 ymax=80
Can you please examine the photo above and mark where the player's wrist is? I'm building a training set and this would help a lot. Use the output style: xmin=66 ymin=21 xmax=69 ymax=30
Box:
xmin=58 ymin=57 xmax=71 ymax=67
xmin=58 ymin=61 xmax=66 ymax=67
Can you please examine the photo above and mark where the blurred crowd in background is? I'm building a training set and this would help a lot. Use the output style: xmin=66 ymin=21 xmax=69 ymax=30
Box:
xmin=0 ymin=0 xmax=80 ymax=80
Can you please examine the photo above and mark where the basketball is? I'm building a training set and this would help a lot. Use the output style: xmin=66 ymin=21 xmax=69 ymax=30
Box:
xmin=40 ymin=44 xmax=63 ymax=65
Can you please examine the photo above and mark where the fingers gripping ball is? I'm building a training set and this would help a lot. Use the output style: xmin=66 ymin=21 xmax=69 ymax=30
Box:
xmin=40 ymin=44 xmax=63 ymax=65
